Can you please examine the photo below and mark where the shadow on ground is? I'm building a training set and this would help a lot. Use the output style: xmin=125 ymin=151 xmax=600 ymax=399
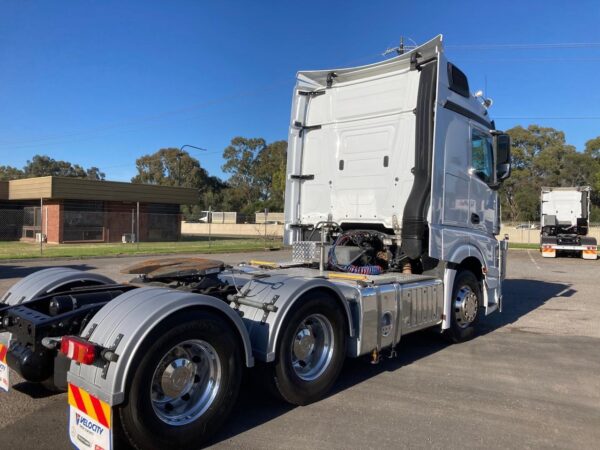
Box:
xmin=481 ymin=278 xmax=574 ymax=333
xmin=0 ymin=264 xmax=96 ymax=280
xmin=12 ymin=380 xmax=62 ymax=399
xmin=208 ymin=277 xmax=572 ymax=445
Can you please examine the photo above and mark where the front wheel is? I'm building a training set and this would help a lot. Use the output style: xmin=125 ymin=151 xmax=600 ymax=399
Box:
xmin=117 ymin=310 xmax=242 ymax=450
xmin=446 ymin=270 xmax=481 ymax=343
xmin=261 ymin=294 xmax=347 ymax=406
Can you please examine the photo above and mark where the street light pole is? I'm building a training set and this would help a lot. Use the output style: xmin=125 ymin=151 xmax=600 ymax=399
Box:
xmin=178 ymin=144 xmax=208 ymax=187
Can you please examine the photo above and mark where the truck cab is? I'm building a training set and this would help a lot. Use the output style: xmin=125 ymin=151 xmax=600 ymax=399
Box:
xmin=284 ymin=35 xmax=511 ymax=316
xmin=540 ymin=186 xmax=597 ymax=259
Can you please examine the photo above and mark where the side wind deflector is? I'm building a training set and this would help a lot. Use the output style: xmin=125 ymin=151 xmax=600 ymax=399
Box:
xmin=400 ymin=58 xmax=438 ymax=259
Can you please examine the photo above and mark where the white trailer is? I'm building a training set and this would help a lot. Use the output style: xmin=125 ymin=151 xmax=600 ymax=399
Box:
xmin=540 ymin=186 xmax=597 ymax=259
xmin=0 ymin=35 xmax=512 ymax=450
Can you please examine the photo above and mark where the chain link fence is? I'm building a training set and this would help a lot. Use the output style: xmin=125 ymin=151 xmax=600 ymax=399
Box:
xmin=183 ymin=211 xmax=285 ymax=225
xmin=0 ymin=202 xmax=284 ymax=259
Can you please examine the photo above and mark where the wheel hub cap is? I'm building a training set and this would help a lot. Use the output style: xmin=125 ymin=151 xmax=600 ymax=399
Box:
xmin=161 ymin=358 xmax=195 ymax=398
xmin=293 ymin=328 xmax=316 ymax=361
xmin=150 ymin=340 xmax=222 ymax=426
xmin=454 ymin=286 xmax=478 ymax=328
xmin=290 ymin=313 xmax=334 ymax=381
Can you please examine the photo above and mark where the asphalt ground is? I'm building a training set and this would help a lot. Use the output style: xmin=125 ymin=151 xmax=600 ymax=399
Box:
xmin=0 ymin=249 xmax=598 ymax=449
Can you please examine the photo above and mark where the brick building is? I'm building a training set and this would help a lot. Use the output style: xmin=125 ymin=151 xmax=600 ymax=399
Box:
xmin=0 ymin=177 xmax=198 ymax=244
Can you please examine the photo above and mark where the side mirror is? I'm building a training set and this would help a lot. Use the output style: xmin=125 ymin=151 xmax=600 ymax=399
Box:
xmin=494 ymin=133 xmax=511 ymax=181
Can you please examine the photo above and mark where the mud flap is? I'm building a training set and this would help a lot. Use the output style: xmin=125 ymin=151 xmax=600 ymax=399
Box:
xmin=582 ymin=248 xmax=597 ymax=260
xmin=0 ymin=334 xmax=10 ymax=392
xmin=541 ymin=247 xmax=556 ymax=258
xmin=68 ymin=383 xmax=112 ymax=450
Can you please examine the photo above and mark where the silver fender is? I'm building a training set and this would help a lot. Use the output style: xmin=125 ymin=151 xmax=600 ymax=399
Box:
xmin=441 ymin=244 xmax=486 ymax=330
xmin=1 ymin=267 xmax=115 ymax=305
xmin=67 ymin=287 xmax=254 ymax=406
xmin=235 ymin=274 xmax=355 ymax=363
xmin=445 ymin=243 xmax=485 ymax=267
xmin=441 ymin=267 xmax=457 ymax=330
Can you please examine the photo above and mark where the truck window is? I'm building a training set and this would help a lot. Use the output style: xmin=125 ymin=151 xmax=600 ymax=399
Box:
xmin=471 ymin=129 xmax=494 ymax=183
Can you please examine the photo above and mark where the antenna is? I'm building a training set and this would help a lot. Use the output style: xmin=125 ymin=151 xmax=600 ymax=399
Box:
xmin=382 ymin=36 xmax=418 ymax=57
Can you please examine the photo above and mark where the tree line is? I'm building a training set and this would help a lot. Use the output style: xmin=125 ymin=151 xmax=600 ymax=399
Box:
xmin=131 ymin=137 xmax=286 ymax=216
xmin=2 ymin=128 xmax=599 ymax=221
xmin=0 ymin=155 xmax=105 ymax=181
xmin=502 ymin=125 xmax=600 ymax=222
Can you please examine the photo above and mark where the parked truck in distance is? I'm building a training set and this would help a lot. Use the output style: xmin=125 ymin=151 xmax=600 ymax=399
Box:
xmin=540 ymin=186 xmax=597 ymax=259
xmin=0 ymin=35 xmax=512 ymax=450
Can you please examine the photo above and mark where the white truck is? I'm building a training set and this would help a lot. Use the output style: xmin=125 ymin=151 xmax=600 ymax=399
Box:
xmin=540 ymin=186 xmax=597 ymax=259
xmin=0 ymin=35 xmax=512 ymax=449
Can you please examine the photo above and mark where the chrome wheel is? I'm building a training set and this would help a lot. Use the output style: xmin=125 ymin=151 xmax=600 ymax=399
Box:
xmin=290 ymin=313 xmax=334 ymax=381
xmin=454 ymin=285 xmax=478 ymax=329
xmin=150 ymin=339 xmax=222 ymax=426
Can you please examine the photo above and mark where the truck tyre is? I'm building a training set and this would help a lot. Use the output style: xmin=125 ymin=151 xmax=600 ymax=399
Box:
xmin=446 ymin=270 xmax=481 ymax=343
xmin=263 ymin=294 xmax=346 ymax=406
xmin=117 ymin=310 xmax=242 ymax=450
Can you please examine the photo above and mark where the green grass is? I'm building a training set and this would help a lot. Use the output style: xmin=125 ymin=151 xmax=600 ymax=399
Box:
xmin=0 ymin=239 xmax=574 ymax=260
xmin=508 ymin=242 xmax=540 ymax=249
xmin=0 ymin=237 xmax=280 ymax=260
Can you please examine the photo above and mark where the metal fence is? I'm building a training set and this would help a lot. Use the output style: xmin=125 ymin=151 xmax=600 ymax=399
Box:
xmin=0 ymin=208 xmax=175 ymax=242
xmin=0 ymin=203 xmax=284 ymax=257
xmin=184 ymin=211 xmax=285 ymax=225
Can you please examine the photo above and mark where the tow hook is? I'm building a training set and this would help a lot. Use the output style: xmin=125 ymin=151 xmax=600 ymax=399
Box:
xmin=41 ymin=337 xmax=62 ymax=350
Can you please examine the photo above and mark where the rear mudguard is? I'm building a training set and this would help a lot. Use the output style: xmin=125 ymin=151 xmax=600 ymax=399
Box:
xmin=224 ymin=273 xmax=355 ymax=363
xmin=1 ymin=268 xmax=115 ymax=306
xmin=67 ymin=287 xmax=254 ymax=406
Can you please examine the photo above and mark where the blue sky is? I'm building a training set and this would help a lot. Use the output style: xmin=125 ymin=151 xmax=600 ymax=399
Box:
xmin=1 ymin=0 xmax=599 ymax=181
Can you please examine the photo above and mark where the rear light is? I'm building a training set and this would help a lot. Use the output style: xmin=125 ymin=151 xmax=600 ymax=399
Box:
xmin=60 ymin=336 xmax=98 ymax=365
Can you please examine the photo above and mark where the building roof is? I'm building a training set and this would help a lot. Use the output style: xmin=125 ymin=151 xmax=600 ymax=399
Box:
xmin=7 ymin=176 xmax=198 ymax=205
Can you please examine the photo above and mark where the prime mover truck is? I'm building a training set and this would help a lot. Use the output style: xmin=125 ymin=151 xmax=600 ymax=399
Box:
xmin=540 ymin=186 xmax=597 ymax=259
xmin=0 ymin=35 xmax=511 ymax=449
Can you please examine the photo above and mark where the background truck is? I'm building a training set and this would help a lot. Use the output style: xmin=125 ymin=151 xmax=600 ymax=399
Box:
xmin=540 ymin=186 xmax=597 ymax=259
xmin=0 ymin=35 xmax=512 ymax=449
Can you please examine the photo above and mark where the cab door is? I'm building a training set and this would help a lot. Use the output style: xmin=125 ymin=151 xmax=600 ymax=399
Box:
xmin=468 ymin=126 xmax=501 ymax=314
xmin=469 ymin=126 xmax=496 ymax=235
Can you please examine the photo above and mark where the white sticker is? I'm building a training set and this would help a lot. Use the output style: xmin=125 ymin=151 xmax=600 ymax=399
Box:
xmin=0 ymin=333 xmax=11 ymax=393
xmin=69 ymin=407 xmax=111 ymax=450
xmin=0 ymin=358 xmax=9 ymax=392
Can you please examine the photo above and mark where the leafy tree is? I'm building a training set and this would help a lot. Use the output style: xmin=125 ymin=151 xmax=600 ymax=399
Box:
xmin=132 ymin=148 xmax=215 ymax=187
xmin=0 ymin=165 xmax=25 ymax=181
xmin=584 ymin=136 xmax=600 ymax=159
xmin=221 ymin=137 xmax=266 ymax=212
xmin=23 ymin=155 xmax=106 ymax=180
xmin=0 ymin=155 xmax=105 ymax=181
xmin=85 ymin=167 xmax=106 ymax=180
xmin=221 ymin=137 xmax=287 ymax=215
xmin=132 ymin=148 xmax=226 ymax=215
xmin=501 ymin=126 xmax=600 ymax=222
xmin=255 ymin=140 xmax=287 ymax=209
